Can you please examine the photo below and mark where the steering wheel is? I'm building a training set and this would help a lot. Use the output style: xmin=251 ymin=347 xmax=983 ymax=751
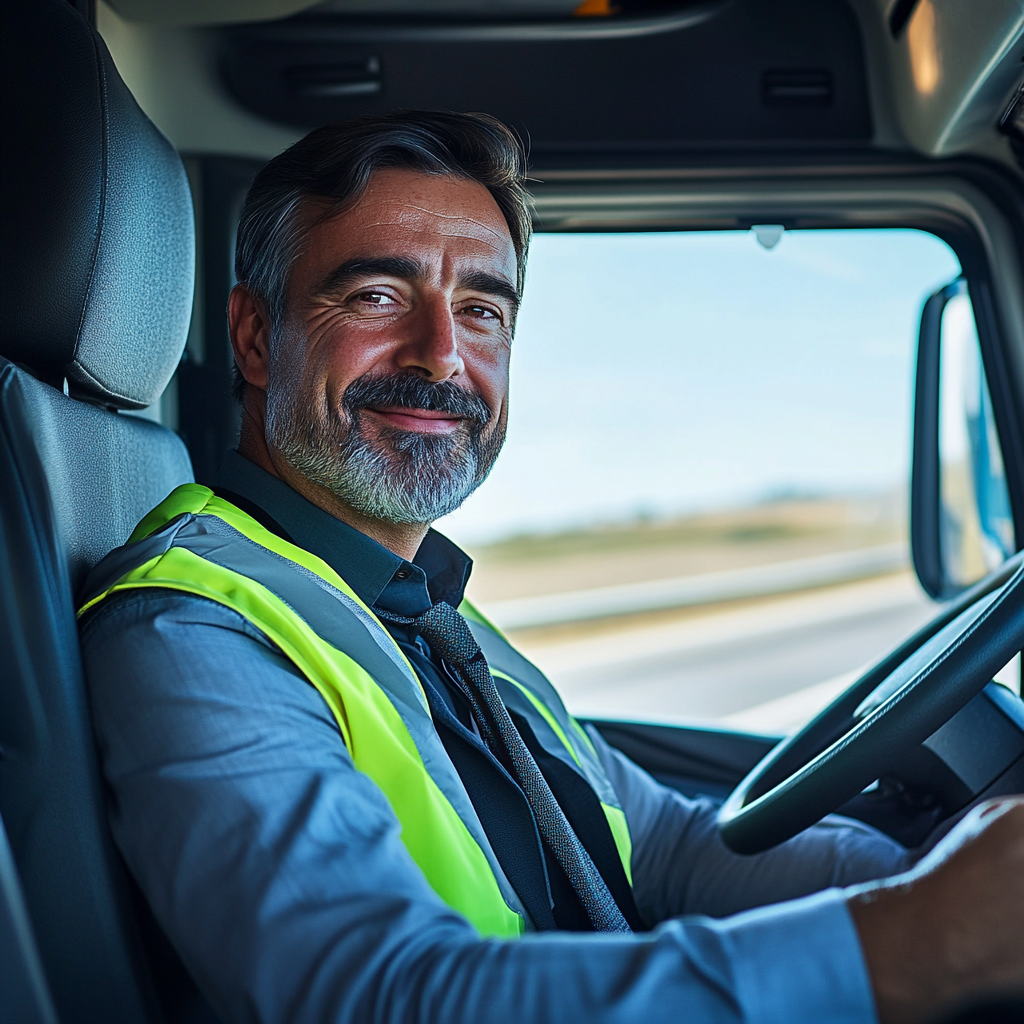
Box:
xmin=717 ymin=552 xmax=1024 ymax=855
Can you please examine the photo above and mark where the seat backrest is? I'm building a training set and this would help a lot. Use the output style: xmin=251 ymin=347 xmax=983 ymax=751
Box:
xmin=0 ymin=2 xmax=197 ymax=1020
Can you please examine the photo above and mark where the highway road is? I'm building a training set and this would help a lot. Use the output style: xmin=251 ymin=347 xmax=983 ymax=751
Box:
xmin=511 ymin=573 xmax=941 ymax=735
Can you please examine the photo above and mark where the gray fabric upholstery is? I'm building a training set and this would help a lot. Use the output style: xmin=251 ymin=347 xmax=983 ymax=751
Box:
xmin=2 ymin=361 xmax=193 ymax=596
xmin=0 ymin=0 xmax=194 ymax=409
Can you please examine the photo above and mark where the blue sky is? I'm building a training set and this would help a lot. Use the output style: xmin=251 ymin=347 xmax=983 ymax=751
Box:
xmin=436 ymin=228 xmax=963 ymax=545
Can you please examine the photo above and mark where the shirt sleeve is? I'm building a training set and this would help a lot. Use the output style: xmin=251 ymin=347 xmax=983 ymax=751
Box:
xmin=589 ymin=721 xmax=912 ymax=923
xmin=81 ymin=590 xmax=881 ymax=1024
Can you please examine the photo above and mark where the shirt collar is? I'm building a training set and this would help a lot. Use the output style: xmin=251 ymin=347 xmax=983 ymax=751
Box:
xmin=217 ymin=450 xmax=473 ymax=616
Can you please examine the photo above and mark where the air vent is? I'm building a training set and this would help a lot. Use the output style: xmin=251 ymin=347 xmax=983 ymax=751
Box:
xmin=761 ymin=69 xmax=832 ymax=107
xmin=286 ymin=58 xmax=382 ymax=99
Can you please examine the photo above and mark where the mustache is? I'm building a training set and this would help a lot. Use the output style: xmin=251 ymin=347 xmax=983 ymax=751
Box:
xmin=342 ymin=372 xmax=493 ymax=428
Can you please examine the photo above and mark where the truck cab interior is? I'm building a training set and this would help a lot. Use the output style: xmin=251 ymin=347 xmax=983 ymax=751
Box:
xmin=1 ymin=1 xmax=1023 ymax=1022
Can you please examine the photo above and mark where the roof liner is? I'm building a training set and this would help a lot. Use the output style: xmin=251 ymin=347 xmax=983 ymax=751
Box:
xmin=222 ymin=0 xmax=873 ymax=154
xmin=107 ymin=0 xmax=320 ymax=27
xmin=99 ymin=0 xmax=1024 ymax=173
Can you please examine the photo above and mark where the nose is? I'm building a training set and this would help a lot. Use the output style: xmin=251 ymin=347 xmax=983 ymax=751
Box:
xmin=394 ymin=294 xmax=464 ymax=381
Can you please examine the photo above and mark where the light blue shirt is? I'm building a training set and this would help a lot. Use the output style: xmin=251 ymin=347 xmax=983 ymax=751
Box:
xmin=80 ymin=586 xmax=909 ymax=1024
xmin=79 ymin=456 xmax=909 ymax=1022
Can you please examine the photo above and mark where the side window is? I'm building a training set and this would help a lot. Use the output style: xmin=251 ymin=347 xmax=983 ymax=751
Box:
xmin=440 ymin=229 xmax=992 ymax=734
xmin=938 ymin=283 xmax=1015 ymax=586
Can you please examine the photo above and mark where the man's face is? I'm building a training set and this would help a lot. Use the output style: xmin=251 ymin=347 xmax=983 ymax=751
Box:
xmin=263 ymin=167 xmax=518 ymax=525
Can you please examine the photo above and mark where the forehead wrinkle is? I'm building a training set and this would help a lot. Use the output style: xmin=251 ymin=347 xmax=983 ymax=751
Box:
xmin=359 ymin=209 xmax=510 ymax=250
xmin=304 ymin=176 xmax=517 ymax=294
xmin=396 ymin=201 xmax=510 ymax=239
xmin=354 ymin=188 xmax=511 ymax=243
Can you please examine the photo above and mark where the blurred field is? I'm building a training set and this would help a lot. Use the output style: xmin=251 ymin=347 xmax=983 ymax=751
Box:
xmin=462 ymin=491 xmax=907 ymax=607
xmin=457 ymin=491 xmax=932 ymax=732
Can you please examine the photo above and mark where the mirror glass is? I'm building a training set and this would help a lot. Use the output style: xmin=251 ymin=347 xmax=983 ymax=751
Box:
xmin=938 ymin=285 xmax=1015 ymax=588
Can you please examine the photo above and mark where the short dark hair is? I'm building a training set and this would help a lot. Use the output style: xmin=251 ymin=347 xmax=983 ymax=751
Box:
xmin=231 ymin=110 xmax=532 ymax=403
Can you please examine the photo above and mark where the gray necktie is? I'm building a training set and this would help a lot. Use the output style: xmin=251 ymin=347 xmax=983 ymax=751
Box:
xmin=381 ymin=600 xmax=631 ymax=934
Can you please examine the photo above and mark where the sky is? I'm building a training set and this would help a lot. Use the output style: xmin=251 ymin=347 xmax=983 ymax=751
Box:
xmin=435 ymin=228 xmax=963 ymax=545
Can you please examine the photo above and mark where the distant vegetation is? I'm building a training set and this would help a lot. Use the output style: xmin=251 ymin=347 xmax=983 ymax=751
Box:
xmin=473 ymin=491 xmax=906 ymax=565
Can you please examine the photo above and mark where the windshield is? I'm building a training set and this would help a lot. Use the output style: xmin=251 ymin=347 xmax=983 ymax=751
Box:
xmin=437 ymin=227 xmax=973 ymax=733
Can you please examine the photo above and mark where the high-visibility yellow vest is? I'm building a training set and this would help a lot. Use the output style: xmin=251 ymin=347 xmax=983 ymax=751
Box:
xmin=79 ymin=484 xmax=633 ymax=938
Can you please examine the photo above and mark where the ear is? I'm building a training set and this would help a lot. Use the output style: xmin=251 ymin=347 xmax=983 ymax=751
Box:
xmin=229 ymin=284 xmax=271 ymax=390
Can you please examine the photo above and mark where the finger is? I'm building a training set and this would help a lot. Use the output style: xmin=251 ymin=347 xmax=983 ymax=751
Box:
xmin=975 ymin=794 xmax=1024 ymax=822
xmin=902 ymin=796 xmax=1024 ymax=876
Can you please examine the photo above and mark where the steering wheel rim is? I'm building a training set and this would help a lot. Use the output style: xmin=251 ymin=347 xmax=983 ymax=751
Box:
xmin=717 ymin=552 xmax=1024 ymax=855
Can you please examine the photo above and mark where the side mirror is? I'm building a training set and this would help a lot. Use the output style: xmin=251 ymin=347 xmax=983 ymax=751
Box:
xmin=911 ymin=279 xmax=1016 ymax=599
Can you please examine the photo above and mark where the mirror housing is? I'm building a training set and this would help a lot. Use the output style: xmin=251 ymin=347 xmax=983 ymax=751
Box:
xmin=911 ymin=279 xmax=1016 ymax=599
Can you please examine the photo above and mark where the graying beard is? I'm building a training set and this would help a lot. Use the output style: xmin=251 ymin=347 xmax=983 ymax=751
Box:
xmin=267 ymin=382 xmax=487 ymax=525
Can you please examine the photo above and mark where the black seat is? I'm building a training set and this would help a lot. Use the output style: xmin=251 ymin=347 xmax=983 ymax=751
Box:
xmin=0 ymin=1 xmax=197 ymax=1020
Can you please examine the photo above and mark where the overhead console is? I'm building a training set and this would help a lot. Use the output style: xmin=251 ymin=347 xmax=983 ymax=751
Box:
xmin=218 ymin=0 xmax=874 ymax=161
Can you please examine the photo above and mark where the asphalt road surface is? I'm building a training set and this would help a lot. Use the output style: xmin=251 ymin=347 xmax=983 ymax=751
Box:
xmin=513 ymin=574 xmax=939 ymax=733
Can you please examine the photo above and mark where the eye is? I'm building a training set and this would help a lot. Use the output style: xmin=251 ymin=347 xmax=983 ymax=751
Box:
xmin=355 ymin=290 xmax=397 ymax=307
xmin=464 ymin=304 xmax=498 ymax=320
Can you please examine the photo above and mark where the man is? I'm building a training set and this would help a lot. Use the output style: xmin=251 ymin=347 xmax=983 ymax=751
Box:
xmin=80 ymin=111 xmax=1024 ymax=1023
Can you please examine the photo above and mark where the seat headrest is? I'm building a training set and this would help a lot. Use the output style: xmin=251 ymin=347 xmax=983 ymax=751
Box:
xmin=0 ymin=0 xmax=194 ymax=410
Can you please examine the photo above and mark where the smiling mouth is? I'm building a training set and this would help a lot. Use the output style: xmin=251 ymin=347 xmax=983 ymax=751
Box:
xmin=365 ymin=406 xmax=466 ymax=434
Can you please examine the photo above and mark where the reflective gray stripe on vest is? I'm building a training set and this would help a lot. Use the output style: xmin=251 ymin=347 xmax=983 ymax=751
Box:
xmin=469 ymin=620 xmax=622 ymax=810
xmin=83 ymin=513 xmax=530 ymax=927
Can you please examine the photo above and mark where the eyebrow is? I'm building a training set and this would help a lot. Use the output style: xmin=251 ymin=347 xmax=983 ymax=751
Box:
xmin=316 ymin=256 xmax=422 ymax=296
xmin=316 ymin=256 xmax=520 ymax=315
xmin=459 ymin=270 xmax=521 ymax=315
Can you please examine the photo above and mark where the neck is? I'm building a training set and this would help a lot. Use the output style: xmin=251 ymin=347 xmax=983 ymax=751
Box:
xmin=236 ymin=394 xmax=430 ymax=562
